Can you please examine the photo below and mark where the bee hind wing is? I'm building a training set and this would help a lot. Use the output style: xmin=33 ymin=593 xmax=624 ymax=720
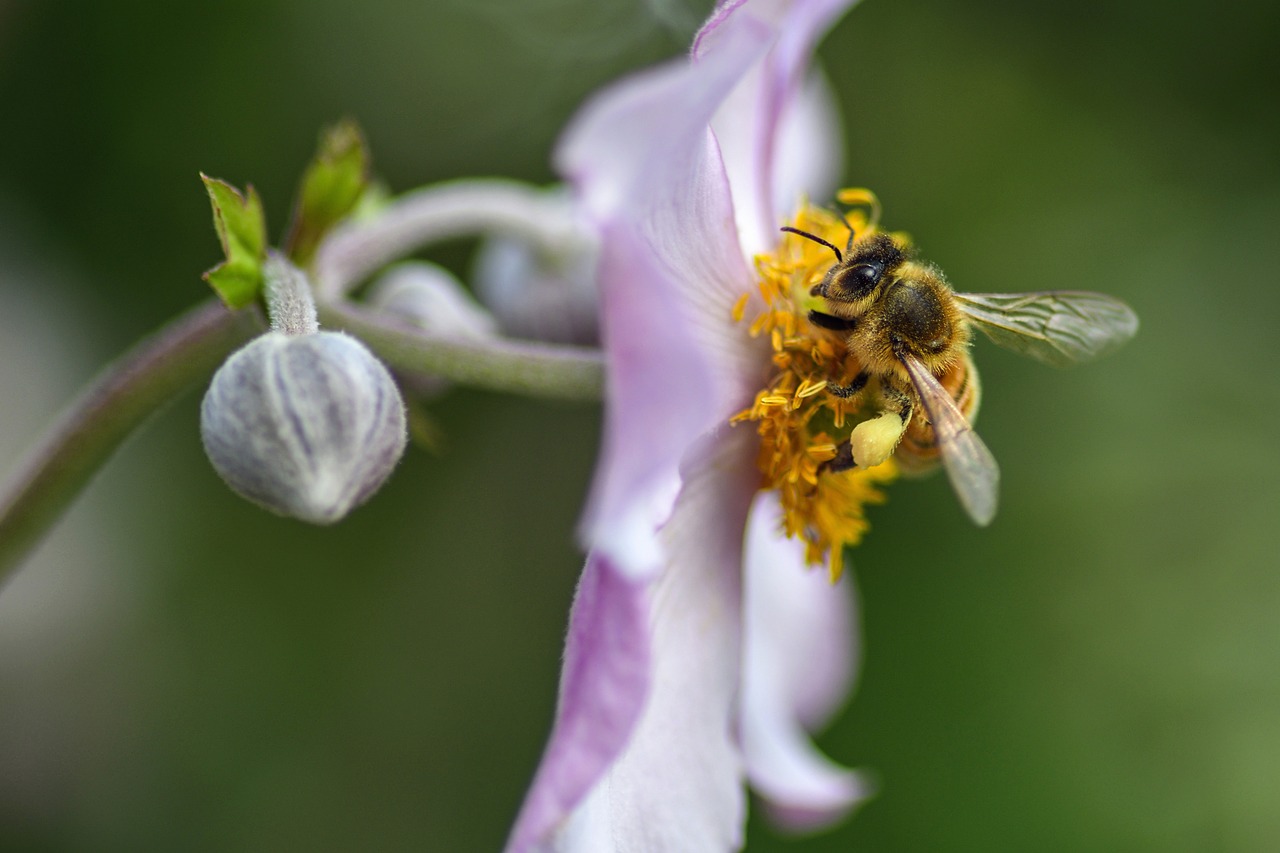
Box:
xmin=902 ymin=356 xmax=1000 ymax=526
xmin=955 ymin=291 xmax=1138 ymax=368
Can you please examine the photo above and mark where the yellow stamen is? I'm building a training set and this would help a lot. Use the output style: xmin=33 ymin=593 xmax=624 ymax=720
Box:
xmin=730 ymin=190 xmax=897 ymax=582
xmin=796 ymin=379 xmax=827 ymax=399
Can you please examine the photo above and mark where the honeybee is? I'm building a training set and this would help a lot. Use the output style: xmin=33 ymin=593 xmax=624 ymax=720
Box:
xmin=784 ymin=212 xmax=1138 ymax=526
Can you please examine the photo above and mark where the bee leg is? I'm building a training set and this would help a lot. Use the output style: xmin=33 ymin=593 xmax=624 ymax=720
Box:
xmin=820 ymin=440 xmax=857 ymax=474
xmin=881 ymin=382 xmax=915 ymax=424
xmin=823 ymin=379 xmax=909 ymax=474
xmin=807 ymin=310 xmax=858 ymax=332
xmin=827 ymin=371 xmax=868 ymax=399
xmin=845 ymin=384 xmax=913 ymax=469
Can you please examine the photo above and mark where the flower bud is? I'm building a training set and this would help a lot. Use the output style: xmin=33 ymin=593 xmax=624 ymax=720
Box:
xmin=201 ymin=330 xmax=407 ymax=524
xmin=472 ymin=192 xmax=599 ymax=345
xmin=368 ymin=261 xmax=499 ymax=339
xmin=366 ymin=262 xmax=498 ymax=398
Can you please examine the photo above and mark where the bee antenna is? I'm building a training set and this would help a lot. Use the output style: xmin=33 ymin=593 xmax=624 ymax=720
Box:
xmin=780 ymin=227 xmax=842 ymax=263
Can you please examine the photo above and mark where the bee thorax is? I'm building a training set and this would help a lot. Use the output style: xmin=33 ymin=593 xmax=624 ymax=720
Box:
xmin=882 ymin=280 xmax=952 ymax=356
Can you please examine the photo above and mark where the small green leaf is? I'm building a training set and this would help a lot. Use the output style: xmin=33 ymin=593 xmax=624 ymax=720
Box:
xmin=200 ymin=174 xmax=267 ymax=309
xmin=284 ymin=120 xmax=371 ymax=266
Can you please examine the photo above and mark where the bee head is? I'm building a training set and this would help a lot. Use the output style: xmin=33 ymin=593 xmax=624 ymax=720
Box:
xmin=810 ymin=233 xmax=905 ymax=306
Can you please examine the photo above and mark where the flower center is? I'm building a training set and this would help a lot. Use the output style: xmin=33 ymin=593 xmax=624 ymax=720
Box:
xmin=731 ymin=190 xmax=897 ymax=582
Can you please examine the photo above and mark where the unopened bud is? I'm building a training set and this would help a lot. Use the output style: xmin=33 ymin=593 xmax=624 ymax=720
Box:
xmin=368 ymin=262 xmax=498 ymax=339
xmin=472 ymin=191 xmax=599 ymax=345
xmin=201 ymin=330 xmax=407 ymax=524
xmin=366 ymin=262 xmax=498 ymax=398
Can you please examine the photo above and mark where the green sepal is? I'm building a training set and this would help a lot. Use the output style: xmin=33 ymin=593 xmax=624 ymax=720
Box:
xmin=284 ymin=120 xmax=371 ymax=267
xmin=200 ymin=174 xmax=267 ymax=309
xmin=350 ymin=180 xmax=393 ymax=223
xmin=405 ymin=396 xmax=446 ymax=455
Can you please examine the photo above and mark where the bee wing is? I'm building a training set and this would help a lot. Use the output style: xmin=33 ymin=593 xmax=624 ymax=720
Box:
xmin=901 ymin=355 xmax=1000 ymax=526
xmin=954 ymin=291 xmax=1138 ymax=368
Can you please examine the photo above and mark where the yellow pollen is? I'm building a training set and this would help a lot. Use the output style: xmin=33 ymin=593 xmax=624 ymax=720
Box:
xmin=731 ymin=192 xmax=897 ymax=582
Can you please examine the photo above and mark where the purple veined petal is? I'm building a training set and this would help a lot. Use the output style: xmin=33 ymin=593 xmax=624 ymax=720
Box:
xmin=691 ymin=0 xmax=750 ymax=57
xmin=505 ymin=553 xmax=652 ymax=853
xmin=771 ymin=69 xmax=845 ymax=227
xmin=703 ymin=0 xmax=860 ymax=256
xmin=740 ymin=492 xmax=873 ymax=831
xmin=522 ymin=426 xmax=762 ymax=852
xmin=556 ymin=15 xmax=773 ymax=579
xmin=745 ymin=493 xmax=856 ymax=728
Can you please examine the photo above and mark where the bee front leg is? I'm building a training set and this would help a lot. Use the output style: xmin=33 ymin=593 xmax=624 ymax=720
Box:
xmin=807 ymin=310 xmax=857 ymax=332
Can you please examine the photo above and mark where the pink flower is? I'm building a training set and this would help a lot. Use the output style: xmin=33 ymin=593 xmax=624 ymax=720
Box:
xmin=506 ymin=1 xmax=876 ymax=849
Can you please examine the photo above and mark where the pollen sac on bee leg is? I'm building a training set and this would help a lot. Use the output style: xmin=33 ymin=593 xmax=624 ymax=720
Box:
xmin=850 ymin=410 xmax=908 ymax=469
xmin=200 ymin=330 xmax=407 ymax=524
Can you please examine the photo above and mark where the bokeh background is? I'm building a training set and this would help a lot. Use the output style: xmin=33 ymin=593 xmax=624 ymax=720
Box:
xmin=1 ymin=0 xmax=1278 ymax=850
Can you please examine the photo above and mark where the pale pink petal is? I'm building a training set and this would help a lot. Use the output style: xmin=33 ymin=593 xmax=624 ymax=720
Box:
xmin=515 ymin=1 xmax=869 ymax=848
xmin=535 ymin=427 xmax=762 ymax=852
xmin=505 ymin=554 xmax=651 ymax=853
xmin=745 ymin=495 xmax=855 ymax=728
xmin=772 ymin=69 xmax=845 ymax=225
xmin=703 ymin=0 xmax=859 ymax=256
xmin=691 ymin=0 xmax=751 ymax=56
xmin=555 ymin=15 xmax=773 ymax=579
xmin=740 ymin=493 xmax=873 ymax=831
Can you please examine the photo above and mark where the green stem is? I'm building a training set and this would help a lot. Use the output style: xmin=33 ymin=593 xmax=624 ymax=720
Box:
xmin=0 ymin=300 xmax=259 ymax=583
xmin=318 ymin=300 xmax=605 ymax=402
xmin=0 ymin=180 xmax=605 ymax=583
xmin=312 ymin=179 xmax=583 ymax=299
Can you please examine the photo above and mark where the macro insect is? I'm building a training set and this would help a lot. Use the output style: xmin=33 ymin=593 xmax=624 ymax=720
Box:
xmin=783 ymin=206 xmax=1138 ymax=526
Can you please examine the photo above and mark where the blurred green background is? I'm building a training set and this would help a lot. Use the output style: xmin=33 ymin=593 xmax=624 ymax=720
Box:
xmin=1 ymin=0 xmax=1277 ymax=850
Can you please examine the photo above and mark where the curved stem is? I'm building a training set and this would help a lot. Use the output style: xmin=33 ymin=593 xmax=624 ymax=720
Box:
xmin=0 ymin=180 xmax=603 ymax=582
xmin=309 ymin=177 xmax=604 ymax=400
xmin=319 ymin=300 xmax=605 ymax=402
xmin=313 ymin=179 xmax=583 ymax=299
xmin=0 ymin=300 xmax=260 ymax=583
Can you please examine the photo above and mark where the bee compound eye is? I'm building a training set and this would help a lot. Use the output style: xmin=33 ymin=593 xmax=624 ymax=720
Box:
xmin=835 ymin=262 xmax=882 ymax=297
xmin=853 ymin=263 xmax=882 ymax=286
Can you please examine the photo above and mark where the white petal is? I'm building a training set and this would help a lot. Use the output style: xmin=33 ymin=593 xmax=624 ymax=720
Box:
xmin=740 ymin=493 xmax=873 ymax=831
xmin=548 ymin=427 xmax=761 ymax=852
xmin=505 ymin=554 xmax=653 ymax=853
xmin=705 ymin=0 xmax=860 ymax=256
xmin=556 ymin=16 xmax=773 ymax=579
xmin=772 ymin=69 xmax=844 ymax=225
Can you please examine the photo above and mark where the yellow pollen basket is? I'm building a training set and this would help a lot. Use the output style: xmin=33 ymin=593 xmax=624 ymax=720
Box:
xmin=731 ymin=190 xmax=897 ymax=582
